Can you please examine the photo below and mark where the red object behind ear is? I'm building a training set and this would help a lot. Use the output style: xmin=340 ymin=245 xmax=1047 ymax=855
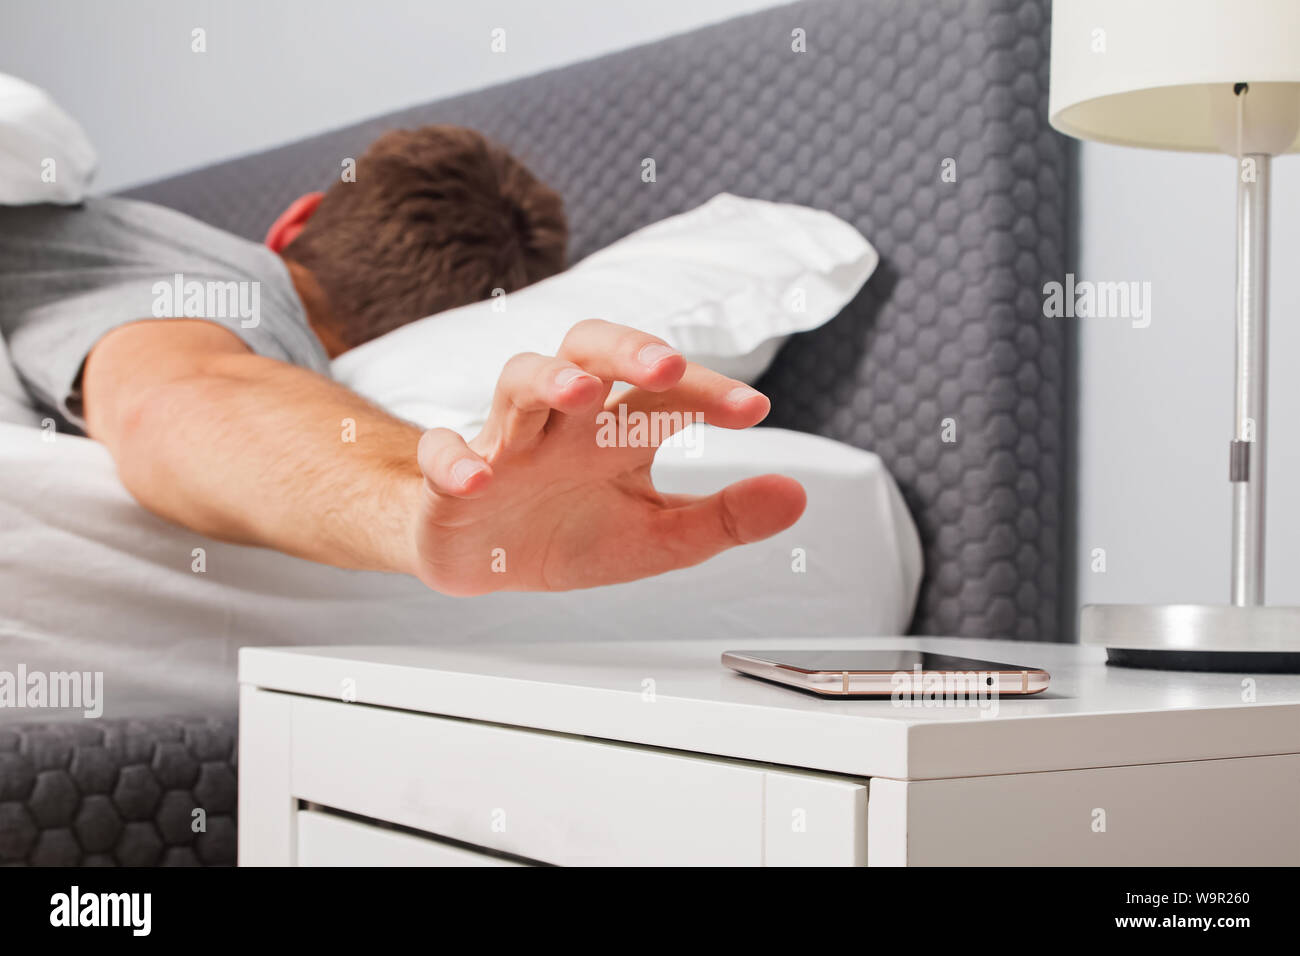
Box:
xmin=265 ymin=192 xmax=324 ymax=252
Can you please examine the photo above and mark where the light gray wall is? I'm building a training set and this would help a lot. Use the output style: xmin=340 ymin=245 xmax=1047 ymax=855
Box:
xmin=1076 ymin=143 xmax=1300 ymax=608
xmin=0 ymin=0 xmax=780 ymax=193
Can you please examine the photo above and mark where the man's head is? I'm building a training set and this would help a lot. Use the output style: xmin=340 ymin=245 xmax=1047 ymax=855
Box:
xmin=275 ymin=125 xmax=567 ymax=354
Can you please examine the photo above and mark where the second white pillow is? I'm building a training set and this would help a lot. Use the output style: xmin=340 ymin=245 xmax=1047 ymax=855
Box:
xmin=332 ymin=192 xmax=877 ymax=431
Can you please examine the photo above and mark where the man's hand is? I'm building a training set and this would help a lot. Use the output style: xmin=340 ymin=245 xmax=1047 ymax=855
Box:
xmin=413 ymin=320 xmax=806 ymax=595
xmin=84 ymin=318 xmax=804 ymax=595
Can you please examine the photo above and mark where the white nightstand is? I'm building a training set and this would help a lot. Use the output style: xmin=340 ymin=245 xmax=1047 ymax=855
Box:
xmin=237 ymin=637 xmax=1300 ymax=866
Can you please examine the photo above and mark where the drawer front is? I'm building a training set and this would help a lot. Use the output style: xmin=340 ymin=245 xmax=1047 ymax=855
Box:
xmin=289 ymin=696 xmax=866 ymax=866
xmin=296 ymin=809 xmax=526 ymax=867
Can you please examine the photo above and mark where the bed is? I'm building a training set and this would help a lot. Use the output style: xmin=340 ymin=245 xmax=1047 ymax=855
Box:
xmin=0 ymin=0 xmax=1072 ymax=865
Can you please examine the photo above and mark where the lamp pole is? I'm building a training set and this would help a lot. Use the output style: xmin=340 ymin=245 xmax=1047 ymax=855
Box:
xmin=1231 ymin=151 xmax=1270 ymax=607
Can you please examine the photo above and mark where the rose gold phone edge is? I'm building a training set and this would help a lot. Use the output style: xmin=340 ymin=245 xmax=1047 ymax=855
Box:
xmin=721 ymin=651 xmax=1052 ymax=697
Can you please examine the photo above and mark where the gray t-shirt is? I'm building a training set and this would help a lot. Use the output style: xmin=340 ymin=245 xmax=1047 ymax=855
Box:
xmin=0 ymin=197 xmax=330 ymax=432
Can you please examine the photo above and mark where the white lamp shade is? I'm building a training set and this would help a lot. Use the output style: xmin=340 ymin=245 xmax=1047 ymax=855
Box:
xmin=1050 ymin=0 xmax=1300 ymax=154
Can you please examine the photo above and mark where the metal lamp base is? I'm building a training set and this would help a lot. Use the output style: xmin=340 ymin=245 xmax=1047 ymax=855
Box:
xmin=1080 ymin=604 xmax=1300 ymax=673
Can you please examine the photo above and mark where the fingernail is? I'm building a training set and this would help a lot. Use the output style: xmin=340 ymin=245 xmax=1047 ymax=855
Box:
xmin=726 ymin=385 xmax=760 ymax=404
xmin=554 ymin=367 xmax=589 ymax=388
xmin=451 ymin=458 xmax=486 ymax=487
xmin=638 ymin=343 xmax=679 ymax=368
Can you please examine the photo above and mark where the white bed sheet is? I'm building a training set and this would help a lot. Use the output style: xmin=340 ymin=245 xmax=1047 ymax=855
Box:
xmin=0 ymin=420 xmax=921 ymax=720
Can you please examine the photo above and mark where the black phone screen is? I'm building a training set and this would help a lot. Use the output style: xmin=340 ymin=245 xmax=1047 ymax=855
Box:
xmin=737 ymin=651 xmax=1041 ymax=673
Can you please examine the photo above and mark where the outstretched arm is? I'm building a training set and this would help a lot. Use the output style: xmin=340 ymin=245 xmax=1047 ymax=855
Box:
xmin=83 ymin=318 xmax=806 ymax=594
xmin=84 ymin=319 xmax=425 ymax=573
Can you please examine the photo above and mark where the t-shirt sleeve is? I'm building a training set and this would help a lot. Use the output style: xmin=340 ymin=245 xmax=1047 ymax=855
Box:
xmin=6 ymin=274 xmax=327 ymax=432
xmin=0 ymin=199 xmax=331 ymax=432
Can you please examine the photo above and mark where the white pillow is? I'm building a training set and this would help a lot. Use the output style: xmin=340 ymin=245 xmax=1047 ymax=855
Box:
xmin=0 ymin=73 xmax=97 ymax=205
xmin=332 ymin=193 xmax=877 ymax=431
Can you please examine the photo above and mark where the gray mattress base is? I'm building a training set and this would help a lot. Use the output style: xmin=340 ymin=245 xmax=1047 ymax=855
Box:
xmin=0 ymin=717 xmax=237 ymax=866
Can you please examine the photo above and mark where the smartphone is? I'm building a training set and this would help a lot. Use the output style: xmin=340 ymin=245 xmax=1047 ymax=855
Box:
xmin=722 ymin=650 xmax=1051 ymax=697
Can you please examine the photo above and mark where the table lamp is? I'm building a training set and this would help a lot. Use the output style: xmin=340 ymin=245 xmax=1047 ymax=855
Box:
xmin=1049 ymin=0 xmax=1300 ymax=672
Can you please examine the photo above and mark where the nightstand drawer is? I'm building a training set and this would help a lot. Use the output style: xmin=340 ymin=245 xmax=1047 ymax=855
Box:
xmin=288 ymin=696 xmax=866 ymax=866
xmin=296 ymin=809 xmax=528 ymax=866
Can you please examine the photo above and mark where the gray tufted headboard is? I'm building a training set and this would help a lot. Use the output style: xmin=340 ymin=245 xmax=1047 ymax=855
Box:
xmin=124 ymin=0 xmax=1074 ymax=641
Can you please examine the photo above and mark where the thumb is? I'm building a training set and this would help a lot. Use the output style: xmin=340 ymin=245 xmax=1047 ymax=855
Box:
xmin=651 ymin=474 xmax=806 ymax=568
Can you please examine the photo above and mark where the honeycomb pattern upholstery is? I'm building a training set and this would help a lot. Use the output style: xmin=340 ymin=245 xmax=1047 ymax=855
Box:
xmin=123 ymin=0 xmax=1071 ymax=642
xmin=0 ymin=717 xmax=237 ymax=866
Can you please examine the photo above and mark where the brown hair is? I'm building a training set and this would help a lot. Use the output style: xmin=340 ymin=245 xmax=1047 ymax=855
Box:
xmin=282 ymin=125 xmax=567 ymax=348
